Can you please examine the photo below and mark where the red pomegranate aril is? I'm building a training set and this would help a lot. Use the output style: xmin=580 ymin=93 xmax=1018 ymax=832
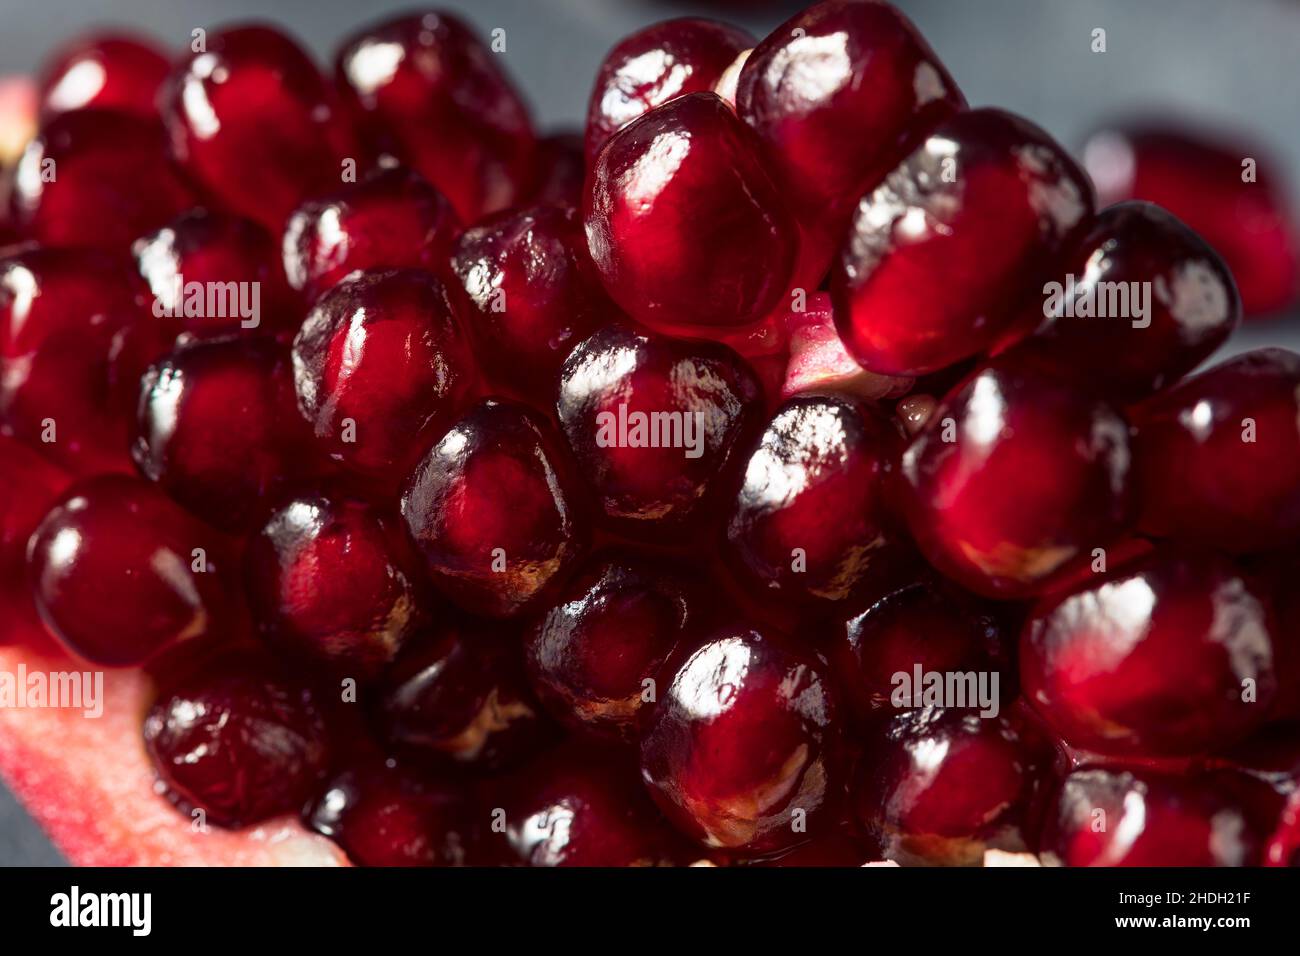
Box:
xmin=737 ymin=0 xmax=965 ymax=286
xmin=293 ymin=269 xmax=474 ymax=486
xmin=335 ymin=11 xmax=535 ymax=223
xmin=162 ymin=25 xmax=353 ymax=232
xmin=1266 ymin=790 xmax=1300 ymax=867
xmin=8 ymin=109 xmax=194 ymax=249
xmin=38 ymin=32 xmax=170 ymax=120
xmin=282 ymin=166 xmax=460 ymax=305
xmin=1009 ymin=201 xmax=1241 ymax=400
xmin=27 ymin=474 xmax=230 ymax=666
xmin=725 ymin=393 xmax=911 ymax=607
xmin=898 ymin=357 xmax=1134 ymax=599
xmin=557 ymin=323 xmax=763 ymax=540
xmin=528 ymin=132 xmax=585 ymax=207
xmin=1130 ymin=348 xmax=1300 ymax=554
xmin=853 ymin=707 xmax=1048 ymax=865
xmin=308 ymin=763 xmax=472 ymax=867
xmin=245 ymin=490 xmax=434 ymax=682
xmin=0 ymin=436 xmax=70 ymax=642
xmin=401 ymin=399 xmax=587 ymax=618
xmin=379 ymin=616 xmax=552 ymax=770
xmin=1022 ymin=548 xmax=1276 ymax=757
xmin=1083 ymin=123 xmax=1300 ymax=317
xmin=832 ymin=108 xmax=1095 ymax=376
xmin=450 ymin=203 xmax=615 ymax=404
xmin=1041 ymin=767 xmax=1270 ymax=866
xmin=133 ymin=336 xmax=320 ymax=533
xmin=144 ymin=659 xmax=331 ymax=828
xmin=781 ymin=292 xmax=913 ymax=401
xmin=524 ymin=550 xmax=699 ymax=740
xmin=584 ymin=17 xmax=754 ymax=164
xmin=134 ymin=208 xmax=299 ymax=340
xmin=0 ymin=246 xmax=162 ymax=475
xmin=640 ymin=625 xmax=843 ymax=855
xmin=584 ymin=91 xmax=796 ymax=334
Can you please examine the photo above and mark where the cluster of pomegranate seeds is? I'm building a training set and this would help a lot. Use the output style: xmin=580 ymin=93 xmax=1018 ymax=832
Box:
xmin=2 ymin=1 xmax=1299 ymax=868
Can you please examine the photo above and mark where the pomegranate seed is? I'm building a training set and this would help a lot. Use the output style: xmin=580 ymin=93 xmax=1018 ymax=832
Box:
xmin=1022 ymin=548 xmax=1277 ymax=757
xmin=144 ymin=658 xmax=331 ymax=827
xmin=898 ymin=356 xmax=1134 ymax=599
xmin=524 ymin=550 xmax=699 ymax=740
xmin=780 ymin=292 xmax=914 ymax=402
xmin=1130 ymin=348 xmax=1300 ymax=554
xmin=640 ymin=625 xmax=844 ymax=854
xmin=584 ymin=92 xmax=796 ymax=335
xmin=162 ymin=25 xmax=354 ymax=232
xmin=292 ymin=269 xmax=475 ymax=487
xmin=0 ymin=436 xmax=70 ymax=642
xmin=1265 ymin=790 xmax=1300 ymax=867
xmin=557 ymin=323 xmax=763 ymax=540
xmin=584 ymin=17 xmax=753 ymax=164
xmin=38 ymin=32 xmax=170 ymax=120
xmin=282 ymin=166 xmax=461 ymax=305
xmin=27 ymin=474 xmax=231 ymax=666
xmin=832 ymin=108 xmax=1095 ymax=376
xmin=450 ymin=203 xmax=614 ymax=405
xmin=528 ymin=132 xmax=585 ymax=207
xmin=335 ymin=11 xmax=535 ymax=222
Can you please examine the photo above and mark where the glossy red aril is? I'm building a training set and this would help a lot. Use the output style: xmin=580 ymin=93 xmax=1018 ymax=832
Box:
xmin=853 ymin=707 xmax=1047 ymax=865
xmin=134 ymin=208 xmax=299 ymax=339
xmin=27 ymin=474 xmax=230 ymax=666
xmin=898 ymin=357 xmax=1134 ymax=599
xmin=401 ymin=399 xmax=587 ymax=618
xmin=245 ymin=491 xmax=434 ymax=681
xmin=1011 ymin=201 xmax=1241 ymax=399
xmin=282 ymin=166 xmax=461 ymax=305
xmin=737 ymin=0 xmax=965 ymax=285
xmin=0 ymin=247 xmax=161 ymax=475
xmin=1266 ymin=790 xmax=1300 ymax=867
xmin=144 ymin=660 xmax=331 ymax=828
xmin=293 ymin=269 xmax=474 ymax=485
xmin=524 ymin=551 xmax=698 ymax=740
xmin=133 ymin=336 xmax=320 ymax=533
xmin=528 ymin=132 xmax=585 ymax=206
xmin=450 ymin=203 xmax=614 ymax=404
xmin=379 ymin=616 xmax=551 ymax=770
xmin=584 ymin=17 xmax=754 ymax=164
xmin=1022 ymin=549 xmax=1276 ymax=757
xmin=335 ymin=11 xmax=535 ymax=222
xmin=8 ymin=109 xmax=193 ymax=249
xmin=161 ymin=25 xmax=353 ymax=232
xmin=0 ymin=437 xmax=69 ymax=641
xmin=725 ymin=393 xmax=910 ymax=607
xmin=38 ymin=32 xmax=170 ymax=120
xmin=584 ymin=92 xmax=796 ymax=334
xmin=557 ymin=324 xmax=762 ymax=540
xmin=308 ymin=763 xmax=472 ymax=867
xmin=781 ymin=292 xmax=913 ymax=401
xmin=1083 ymin=123 xmax=1300 ymax=316
xmin=1041 ymin=767 xmax=1270 ymax=866
xmin=640 ymin=625 xmax=843 ymax=854
xmin=1130 ymin=349 xmax=1300 ymax=554
xmin=832 ymin=108 xmax=1095 ymax=376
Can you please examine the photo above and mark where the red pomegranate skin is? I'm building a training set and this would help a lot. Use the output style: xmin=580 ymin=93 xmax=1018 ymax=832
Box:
xmin=450 ymin=203 xmax=615 ymax=405
xmin=27 ymin=474 xmax=232 ymax=666
xmin=282 ymin=166 xmax=461 ymax=305
xmin=161 ymin=24 xmax=355 ymax=232
xmin=584 ymin=92 xmax=796 ymax=334
xmin=38 ymin=32 xmax=171 ymax=120
xmin=401 ymin=399 xmax=588 ymax=619
xmin=292 ymin=269 xmax=475 ymax=487
xmin=556 ymin=323 xmax=763 ymax=541
xmin=639 ymin=625 xmax=844 ymax=856
xmin=1083 ymin=123 xmax=1300 ymax=317
xmin=1021 ymin=549 xmax=1277 ymax=757
xmin=335 ymin=11 xmax=535 ymax=223
xmin=831 ymin=108 xmax=1095 ymax=376
xmin=1130 ymin=348 xmax=1300 ymax=555
xmin=8 ymin=109 xmax=194 ymax=250
xmin=898 ymin=357 xmax=1135 ymax=599
xmin=584 ymin=17 xmax=754 ymax=164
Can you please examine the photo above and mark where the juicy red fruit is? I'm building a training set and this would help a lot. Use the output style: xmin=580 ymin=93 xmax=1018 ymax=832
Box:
xmin=832 ymin=108 xmax=1095 ymax=376
xmin=0 ymin=437 xmax=70 ymax=642
xmin=38 ymin=32 xmax=170 ymax=120
xmin=584 ymin=92 xmax=796 ymax=334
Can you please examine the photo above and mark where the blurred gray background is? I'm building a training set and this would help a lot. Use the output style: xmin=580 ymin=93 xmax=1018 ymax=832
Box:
xmin=2 ymin=0 xmax=1298 ymax=865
